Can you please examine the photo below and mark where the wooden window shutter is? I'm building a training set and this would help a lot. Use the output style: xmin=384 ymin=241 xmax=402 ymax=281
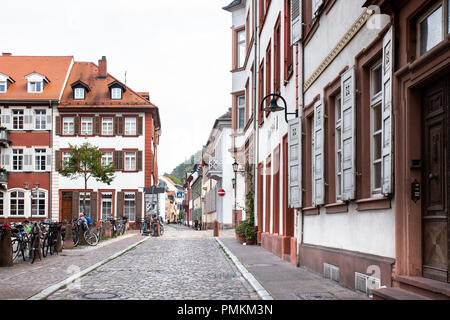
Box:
xmin=312 ymin=0 xmax=324 ymax=19
xmin=94 ymin=117 xmax=100 ymax=136
xmin=116 ymin=192 xmax=124 ymax=218
xmin=23 ymin=109 xmax=32 ymax=131
xmin=136 ymin=192 xmax=143 ymax=223
xmin=46 ymin=108 xmax=52 ymax=130
xmin=138 ymin=117 xmax=143 ymax=136
xmin=55 ymin=116 xmax=61 ymax=135
xmin=72 ymin=191 xmax=79 ymax=219
xmin=90 ymin=192 xmax=98 ymax=223
xmin=312 ymin=98 xmax=325 ymax=206
xmin=74 ymin=116 xmax=80 ymax=136
xmin=23 ymin=148 xmax=33 ymax=172
xmin=381 ymin=26 xmax=394 ymax=196
xmin=117 ymin=117 xmax=123 ymax=136
xmin=340 ymin=67 xmax=356 ymax=201
xmin=55 ymin=150 xmax=61 ymax=171
xmin=1 ymin=109 xmax=11 ymax=129
xmin=288 ymin=117 xmax=302 ymax=208
xmin=137 ymin=151 xmax=143 ymax=171
xmin=45 ymin=148 xmax=52 ymax=172
xmin=113 ymin=150 xmax=123 ymax=171
xmin=1 ymin=149 xmax=10 ymax=171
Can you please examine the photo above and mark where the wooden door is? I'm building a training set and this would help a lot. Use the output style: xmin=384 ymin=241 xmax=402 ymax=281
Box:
xmin=61 ymin=192 xmax=73 ymax=222
xmin=422 ymin=76 xmax=449 ymax=283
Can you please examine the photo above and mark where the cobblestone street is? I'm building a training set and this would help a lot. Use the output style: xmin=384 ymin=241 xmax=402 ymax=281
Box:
xmin=47 ymin=225 xmax=259 ymax=300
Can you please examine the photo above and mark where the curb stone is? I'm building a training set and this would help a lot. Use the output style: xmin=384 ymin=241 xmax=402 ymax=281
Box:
xmin=27 ymin=236 xmax=150 ymax=300
xmin=215 ymin=238 xmax=273 ymax=300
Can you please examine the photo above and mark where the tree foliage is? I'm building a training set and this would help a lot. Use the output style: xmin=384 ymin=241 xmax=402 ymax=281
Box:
xmin=58 ymin=141 xmax=115 ymax=215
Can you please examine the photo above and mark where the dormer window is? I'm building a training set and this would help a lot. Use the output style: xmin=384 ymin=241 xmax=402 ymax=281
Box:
xmin=0 ymin=73 xmax=15 ymax=93
xmin=70 ymin=80 xmax=90 ymax=100
xmin=111 ymin=87 xmax=122 ymax=100
xmin=25 ymin=73 xmax=48 ymax=94
xmin=74 ymin=88 xmax=85 ymax=100
xmin=108 ymin=81 xmax=126 ymax=100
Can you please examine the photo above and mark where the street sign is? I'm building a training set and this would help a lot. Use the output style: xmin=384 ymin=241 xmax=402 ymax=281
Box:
xmin=218 ymin=189 xmax=226 ymax=197
xmin=177 ymin=192 xmax=183 ymax=198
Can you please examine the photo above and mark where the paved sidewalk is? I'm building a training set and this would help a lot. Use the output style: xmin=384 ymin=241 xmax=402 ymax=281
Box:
xmin=219 ymin=235 xmax=367 ymax=300
xmin=0 ymin=231 xmax=143 ymax=300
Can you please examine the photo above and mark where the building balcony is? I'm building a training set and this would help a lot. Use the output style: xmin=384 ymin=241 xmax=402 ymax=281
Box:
xmin=206 ymin=158 xmax=223 ymax=181
xmin=0 ymin=129 xmax=10 ymax=147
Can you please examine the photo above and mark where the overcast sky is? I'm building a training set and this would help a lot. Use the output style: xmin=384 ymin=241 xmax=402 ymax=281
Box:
xmin=0 ymin=0 xmax=233 ymax=175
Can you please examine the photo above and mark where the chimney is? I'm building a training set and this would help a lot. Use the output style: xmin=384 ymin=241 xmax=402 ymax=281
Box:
xmin=2 ymin=53 xmax=12 ymax=56
xmin=98 ymin=56 xmax=107 ymax=79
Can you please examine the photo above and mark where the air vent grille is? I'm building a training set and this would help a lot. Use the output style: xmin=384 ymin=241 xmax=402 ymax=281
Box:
xmin=323 ymin=263 xmax=339 ymax=282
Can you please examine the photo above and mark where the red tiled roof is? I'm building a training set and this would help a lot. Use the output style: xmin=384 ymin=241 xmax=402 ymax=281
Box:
xmin=60 ymin=61 xmax=157 ymax=109
xmin=0 ymin=55 xmax=74 ymax=101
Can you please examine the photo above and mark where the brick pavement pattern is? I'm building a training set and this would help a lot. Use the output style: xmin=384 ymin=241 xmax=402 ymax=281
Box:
xmin=48 ymin=225 xmax=259 ymax=300
xmin=0 ymin=232 xmax=143 ymax=300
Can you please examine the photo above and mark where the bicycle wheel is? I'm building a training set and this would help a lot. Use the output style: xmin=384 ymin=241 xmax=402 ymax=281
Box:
xmin=49 ymin=235 xmax=55 ymax=255
xmin=73 ymin=230 xmax=79 ymax=247
xmin=84 ymin=230 xmax=98 ymax=246
xmin=11 ymin=238 xmax=21 ymax=262
xmin=42 ymin=235 xmax=49 ymax=258
xmin=30 ymin=237 xmax=39 ymax=264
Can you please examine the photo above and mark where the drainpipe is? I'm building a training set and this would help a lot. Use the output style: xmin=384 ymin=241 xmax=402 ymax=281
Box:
xmin=253 ymin=0 xmax=259 ymax=235
xmin=49 ymin=100 xmax=53 ymax=221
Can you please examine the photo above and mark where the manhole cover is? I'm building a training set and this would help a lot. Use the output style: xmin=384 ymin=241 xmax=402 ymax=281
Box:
xmin=295 ymin=292 xmax=335 ymax=300
xmin=81 ymin=292 xmax=120 ymax=300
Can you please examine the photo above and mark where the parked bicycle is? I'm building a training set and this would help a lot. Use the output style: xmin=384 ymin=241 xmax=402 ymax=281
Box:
xmin=72 ymin=217 xmax=98 ymax=246
xmin=28 ymin=222 xmax=41 ymax=264
xmin=116 ymin=216 xmax=128 ymax=236
xmin=41 ymin=221 xmax=62 ymax=257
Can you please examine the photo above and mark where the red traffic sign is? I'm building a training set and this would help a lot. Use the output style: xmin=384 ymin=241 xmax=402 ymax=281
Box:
xmin=218 ymin=189 xmax=226 ymax=197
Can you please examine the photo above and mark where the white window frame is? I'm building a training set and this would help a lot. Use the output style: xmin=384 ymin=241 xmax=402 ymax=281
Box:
xmin=102 ymin=151 xmax=113 ymax=167
xmin=28 ymin=81 xmax=43 ymax=93
xmin=416 ymin=1 xmax=449 ymax=57
xmin=12 ymin=149 xmax=24 ymax=171
xmin=101 ymin=117 xmax=114 ymax=135
xmin=12 ymin=109 xmax=24 ymax=130
xmin=80 ymin=117 xmax=93 ymax=135
xmin=34 ymin=109 xmax=47 ymax=130
xmin=111 ymin=88 xmax=122 ymax=100
xmin=101 ymin=193 xmax=113 ymax=221
xmin=124 ymin=117 xmax=137 ymax=136
xmin=31 ymin=189 xmax=47 ymax=216
xmin=124 ymin=151 xmax=137 ymax=171
xmin=124 ymin=193 xmax=136 ymax=222
xmin=0 ymin=80 xmax=6 ymax=93
xmin=335 ymin=94 xmax=343 ymax=201
xmin=237 ymin=29 xmax=246 ymax=68
xmin=62 ymin=117 xmax=75 ymax=135
xmin=370 ymin=61 xmax=383 ymax=195
xmin=74 ymin=87 xmax=85 ymax=100
xmin=237 ymin=95 xmax=245 ymax=132
xmin=35 ymin=148 xmax=47 ymax=171
xmin=10 ymin=190 xmax=25 ymax=216
xmin=62 ymin=151 xmax=72 ymax=169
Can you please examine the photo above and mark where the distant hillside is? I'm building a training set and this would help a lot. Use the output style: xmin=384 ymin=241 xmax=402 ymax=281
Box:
xmin=166 ymin=150 xmax=202 ymax=184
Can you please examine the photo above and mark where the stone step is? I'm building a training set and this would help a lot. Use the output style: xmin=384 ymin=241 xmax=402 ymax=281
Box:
xmin=372 ymin=287 xmax=431 ymax=300
xmin=394 ymin=276 xmax=450 ymax=300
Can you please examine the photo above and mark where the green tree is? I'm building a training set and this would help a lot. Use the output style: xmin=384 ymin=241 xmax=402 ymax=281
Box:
xmin=59 ymin=141 xmax=115 ymax=216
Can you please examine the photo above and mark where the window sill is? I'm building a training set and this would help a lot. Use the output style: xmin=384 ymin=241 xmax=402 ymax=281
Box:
xmin=356 ymin=196 xmax=391 ymax=211
xmin=325 ymin=202 xmax=348 ymax=214
xmin=303 ymin=206 xmax=319 ymax=216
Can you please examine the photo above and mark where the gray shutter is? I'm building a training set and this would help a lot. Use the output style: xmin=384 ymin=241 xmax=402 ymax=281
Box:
xmin=45 ymin=148 xmax=52 ymax=172
xmin=1 ymin=109 xmax=11 ymax=129
xmin=46 ymin=108 xmax=52 ymax=130
xmin=288 ymin=117 xmax=302 ymax=208
xmin=55 ymin=116 xmax=61 ymax=135
xmin=24 ymin=148 xmax=33 ymax=172
xmin=312 ymin=0 xmax=324 ymax=19
xmin=382 ymin=26 xmax=394 ymax=195
xmin=1 ymin=149 xmax=10 ymax=171
xmin=312 ymin=98 xmax=325 ymax=206
xmin=340 ymin=67 xmax=356 ymax=201
xmin=291 ymin=0 xmax=302 ymax=45
xmin=23 ymin=109 xmax=32 ymax=130
xmin=72 ymin=191 xmax=80 ymax=219
xmin=117 ymin=192 xmax=124 ymax=218
xmin=114 ymin=150 xmax=123 ymax=171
